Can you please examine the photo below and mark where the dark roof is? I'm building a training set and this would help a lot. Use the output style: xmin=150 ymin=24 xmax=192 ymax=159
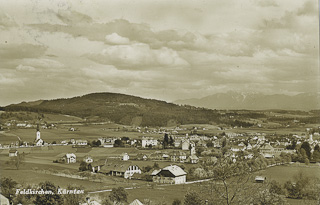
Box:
xmin=9 ymin=149 xmax=17 ymax=153
xmin=100 ymin=160 xmax=139 ymax=173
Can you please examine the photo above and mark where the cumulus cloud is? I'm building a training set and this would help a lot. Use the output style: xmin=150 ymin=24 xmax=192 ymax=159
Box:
xmin=89 ymin=43 xmax=189 ymax=69
xmin=16 ymin=64 xmax=36 ymax=71
xmin=105 ymin=33 xmax=130 ymax=45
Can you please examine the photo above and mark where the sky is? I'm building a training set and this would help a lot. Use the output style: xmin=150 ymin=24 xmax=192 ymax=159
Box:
xmin=0 ymin=0 xmax=319 ymax=106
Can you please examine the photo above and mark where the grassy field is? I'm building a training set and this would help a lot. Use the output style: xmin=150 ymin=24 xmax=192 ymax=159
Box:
xmin=255 ymin=163 xmax=320 ymax=184
xmin=0 ymin=124 xmax=164 ymax=144
xmin=94 ymin=163 xmax=320 ymax=204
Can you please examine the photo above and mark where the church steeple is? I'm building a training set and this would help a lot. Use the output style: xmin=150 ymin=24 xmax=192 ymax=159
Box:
xmin=36 ymin=124 xmax=41 ymax=141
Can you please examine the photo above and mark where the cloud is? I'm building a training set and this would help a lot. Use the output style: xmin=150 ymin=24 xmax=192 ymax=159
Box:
xmin=0 ymin=44 xmax=47 ymax=60
xmin=297 ymin=1 xmax=318 ymax=16
xmin=89 ymin=43 xmax=189 ymax=69
xmin=16 ymin=64 xmax=36 ymax=71
xmin=105 ymin=33 xmax=130 ymax=45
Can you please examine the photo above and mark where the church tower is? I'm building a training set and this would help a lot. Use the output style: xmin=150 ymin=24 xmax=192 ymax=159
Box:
xmin=36 ymin=124 xmax=41 ymax=140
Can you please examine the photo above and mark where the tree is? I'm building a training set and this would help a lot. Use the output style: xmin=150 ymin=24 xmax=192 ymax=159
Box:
xmin=169 ymin=136 xmax=174 ymax=146
xmin=153 ymin=162 xmax=160 ymax=169
xmin=79 ymin=161 xmax=88 ymax=171
xmin=204 ymin=157 xmax=252 ymax=205
xmin=284 ymin=171 xmax=310 ymax=199
xmin=114 ymin=139 xmax=124 ymax=147
xmin=63 ymin=185 xmax=85 ymax=205
xmin=300 ymin=142 xmax=311 ymax=159
xmin=6 ymin=153 xmax=25 ymax=169
xmin=269 ymin=180 xmax=284 ymax=195
xmin=34 ymin=181 xmax=63 ymax=205
xmin=184 ymin=191 xmax=203 ymax=205
xmin=163 ymin=133 xmax=169 ymax=148
xmin=109 ymin=187 xmax=128 ymax=204
xmin=172 ymin=198 xmax=182 ymax=205
xmin=0 ymin=177 xmax=17 ymax=203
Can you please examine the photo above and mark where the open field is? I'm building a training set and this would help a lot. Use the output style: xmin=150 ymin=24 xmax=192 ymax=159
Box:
xmin=255 ymin=163 xmax=320 ymax=184
xmin=0 ymin=124 xmax=164 ymax=144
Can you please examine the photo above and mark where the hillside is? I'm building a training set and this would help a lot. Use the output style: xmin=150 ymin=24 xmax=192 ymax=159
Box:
xmin=3 ymin=93 xmax=221 ymax=127
xmin=175 ymin=92 xmax=320 ymax=111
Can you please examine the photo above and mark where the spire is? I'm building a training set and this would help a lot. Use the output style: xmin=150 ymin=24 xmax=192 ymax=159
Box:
xmin=37 ymin=124 xmax=40 ymax=132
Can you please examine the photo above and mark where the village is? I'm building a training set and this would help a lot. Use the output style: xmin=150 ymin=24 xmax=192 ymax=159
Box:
xmin=1 ymin=114 xmax=320 ymax=204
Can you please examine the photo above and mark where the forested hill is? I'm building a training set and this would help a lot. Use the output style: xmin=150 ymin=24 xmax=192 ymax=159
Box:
xmin=3 ymin=92 xmax=221 ymax=126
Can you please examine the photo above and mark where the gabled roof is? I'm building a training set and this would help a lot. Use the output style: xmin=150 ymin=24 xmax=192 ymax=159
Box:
xmin=155 ymin=165 xmax=187 ymax=177
xmin=189 ymin=155 xmax=199 ymax=160
xmin=130 ymin=199 xmax=144 ymax=205
xmin=100 ymin=160 xmax=139 ymax=173
xmin=260 ymin=143 xmax=273 ymax=150
xmin=151 ymin=169 xmax=161 ymax=176
xmin=9 ymin=149 xmax=17 ymax=153
xmin=66 ymin=153 xmax=76 ymax=158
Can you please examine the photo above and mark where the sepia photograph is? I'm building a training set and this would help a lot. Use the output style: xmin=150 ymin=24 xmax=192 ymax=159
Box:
xmin=0 ymin=0 xmax=319 ymax=204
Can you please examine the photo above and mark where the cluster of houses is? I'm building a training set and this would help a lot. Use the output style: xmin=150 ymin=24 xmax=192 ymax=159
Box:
xmin=53 ymin=151 xmax=188 ymax=184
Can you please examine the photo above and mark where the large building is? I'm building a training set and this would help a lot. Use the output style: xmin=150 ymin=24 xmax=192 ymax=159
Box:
xmin=151 ymin=165 xmax=187 ymax=184
xmin=99 ymin=160 xmax=141 ymax=179
xmin=142 ymin=137 xmax=158 ymax=148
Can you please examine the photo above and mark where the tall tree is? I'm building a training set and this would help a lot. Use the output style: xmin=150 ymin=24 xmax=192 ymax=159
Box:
xmin=0 ymin=177 xmax=17 ymax=203
xmin=300 ymin=142 xmax=311 ymax=159
xmin=163 ymin=133 xmax=169 ymax=148
xmin=63 ymin=185 xmax=85 ymax=205
xmin=184 ymin=191 xmax=203 ymax=205
xmin=109 ymin=187 xmax=128 ymax=204
xmin=34 ymin=181 xmax=63 ymax=205
xmin=204 ymin=157 xmax=252 ymax=205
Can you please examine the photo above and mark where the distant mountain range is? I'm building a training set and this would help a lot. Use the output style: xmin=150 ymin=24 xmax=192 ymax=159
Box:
xmin=175 ymin=92 xmax=320 ymax=111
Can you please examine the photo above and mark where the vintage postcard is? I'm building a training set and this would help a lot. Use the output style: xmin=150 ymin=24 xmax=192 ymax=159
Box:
xmin=0 ymin=0 xmax=319 ymax=204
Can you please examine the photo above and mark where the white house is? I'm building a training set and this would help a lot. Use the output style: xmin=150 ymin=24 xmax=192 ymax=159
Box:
xmin=121 ymin=153 xmax=130 ymax=161
xmin=9 ymin=149 xmax=18 ymax=157
xmin=181 ymin=139 xmax=190 ymax=150
xmin=141 ymin=137 xmax=158 ymax=148
xmin=76 ymin=140 xmax=88 ymax=146
xmin=84 ymin=155 xmax=93 ymax=163
xmin=100 ymin=161 xmax=141 ymax=179
xmin=65 ymin=153 xmax=77 ymax=163
xmin=151 ymin=165 xmax=187 ymax=184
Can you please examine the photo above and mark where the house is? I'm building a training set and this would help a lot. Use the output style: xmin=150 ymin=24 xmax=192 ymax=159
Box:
xmin=59 ymin=153 xmax=76 ymax=163
xmin=181 ymin=139 xmax=190 ymax=150
xmin=98 ymin=137 xmax=115 ymax=147
xmin=121 ymin=153 xmax=130 ymax=161
xmin=130 ymin=199 xmax=144 ymax=205
xmin=255 ymin=176 xmax=266 ymax=183
xmin=141 ymin=137 xmax=158 ymax=148
xmin=76 ymin=140 xmax=88 ymax=146
xmin=170 ymin=151 xmax=187 ymax=163
xmin=188 ymin=155 xmax=199 ymax=164
xmin=83 ymin=155 xmax=93 ymax=163
xmin=99 ymin=160 xmax=141 ymax=179
xmin=9 ymin=149 xmax=18 ymax=157
xmin=151 ymin=165 xmax=187 ymax=184
xmin=88 ymin=160 xmax=106 ymax=173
